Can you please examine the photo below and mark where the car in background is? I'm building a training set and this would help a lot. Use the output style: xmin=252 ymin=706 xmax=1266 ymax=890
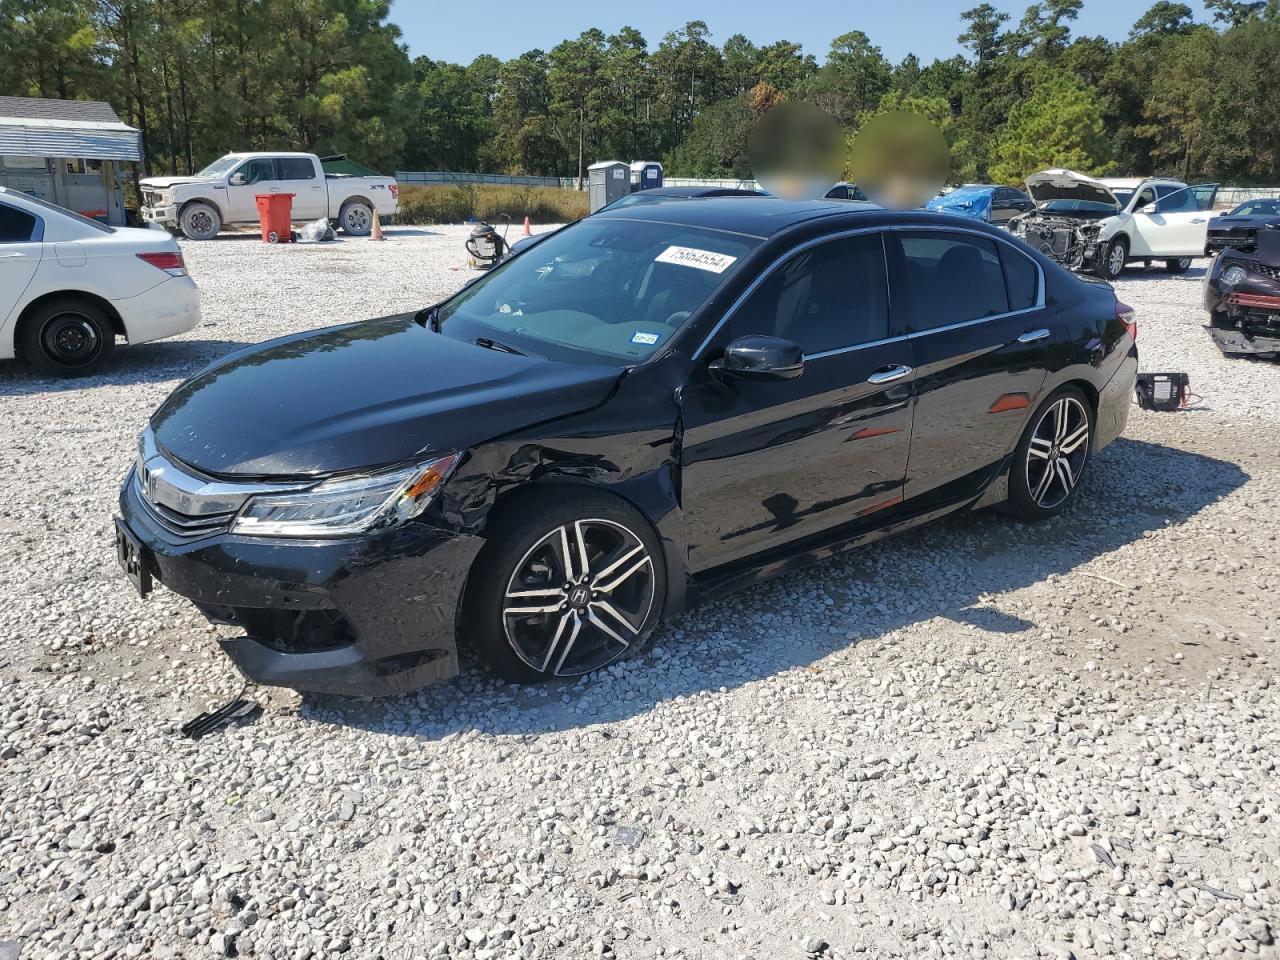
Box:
xmin=1009 ymin=169 xmax=1218 ymax=279
xmin=1203 ymin=216 xmax=1280 ymax=358
xmin=926 ymin=184 xmax=1035 ymax=225
xmin=0 ymin=186 xmax=200 ymax=377
xmin=823 ymin=182 xmax=869 ymax=202
xmin=115 ymin=198 xmax=1136 ymax=696
xmin=139 ymin=151 xmax=399 ymax=240
xmin=506 ymin=185 xmax=767 ymax=258
xmin=1205 ymin=198 xmax=1280 ymax=256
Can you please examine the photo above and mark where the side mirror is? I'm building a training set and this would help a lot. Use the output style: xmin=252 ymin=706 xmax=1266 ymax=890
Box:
xmin=1141 ymin=202 xmax=1157 ymax=215
xmin=709 ymin=335 xmax=804 ymax=381
xmin=229 ymin=173 xmax=246 ymax=186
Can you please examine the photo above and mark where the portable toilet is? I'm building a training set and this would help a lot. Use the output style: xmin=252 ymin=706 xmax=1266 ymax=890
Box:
xmin=588 ymin=160 xmax=629 ymax=213
xmin=630 ymin=161 xmax=663 ymax=192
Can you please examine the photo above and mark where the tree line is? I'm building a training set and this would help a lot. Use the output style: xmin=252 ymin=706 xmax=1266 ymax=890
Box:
xmin=2 ymin=0 xmax=1279 ymax=186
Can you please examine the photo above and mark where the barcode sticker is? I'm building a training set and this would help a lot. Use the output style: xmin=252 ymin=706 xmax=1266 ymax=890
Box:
xmin=655 ymin=245 xmax=738 ymax=274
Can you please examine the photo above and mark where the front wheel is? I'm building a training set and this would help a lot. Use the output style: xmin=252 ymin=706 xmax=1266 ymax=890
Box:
xmin=1096 ymin=237 xmax=1128 ymax=280
xmin=1002 ymin=387 xmax=1094 ymax=520
xmin=463 ymin=491 xmax=666 ymax=683
xmin=179 ymin=202 xmax=221 ymax=241
xmin=1166 ymin=257 xmax=1191 ymax=274
xmin=17 ymin=297 xmax=116 ymax=377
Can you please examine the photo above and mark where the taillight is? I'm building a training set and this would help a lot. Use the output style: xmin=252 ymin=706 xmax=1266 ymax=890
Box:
xmin=389 ymin=184 xmax=399 ymax=200
xmin=137 ymin=251 xmax=186 ymax=277
xmin=1116 ymin=299 xmax=1136 ymax=341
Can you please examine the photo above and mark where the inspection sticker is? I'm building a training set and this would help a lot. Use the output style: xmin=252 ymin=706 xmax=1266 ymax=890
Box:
xmin=655 ymin=245 xmax=738 ymax=274
xmin=631 ymin=331 xmax=660 ymax=345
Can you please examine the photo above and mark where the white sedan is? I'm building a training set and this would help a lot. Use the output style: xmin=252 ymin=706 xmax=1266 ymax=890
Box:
xmin=0 ymin=186 xmax=200 ymax=377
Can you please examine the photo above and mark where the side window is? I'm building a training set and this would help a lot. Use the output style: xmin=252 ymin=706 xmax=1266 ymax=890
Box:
xmin=999 ymin=243 xmax=1039 ymax=311
xmin=1134 ymin=187 xmax=1157 ymax=210
xmin=0 ymin=203 xmax=37 ymax=242
xmin=825 ymin=185 xmax=849 ymax=200
xmin=899 ymin=232 xmax=1010 ymax=332
xmin=236 ymin=159 xmax=276 ymax=185
xmin=277 ymin=157 xmax=316 ymax=180
xmin=729 ymin=233 xmax=888 ymax=355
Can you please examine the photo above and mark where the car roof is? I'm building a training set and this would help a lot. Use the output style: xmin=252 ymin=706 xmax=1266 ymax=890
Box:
xmin=633 ymin=185 xmax=762 ymax=198
xmin=591 ymin=196 xmax=986 ymax=240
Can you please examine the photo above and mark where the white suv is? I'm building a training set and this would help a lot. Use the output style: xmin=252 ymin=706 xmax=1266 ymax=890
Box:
xmin=1010 ymin=169 xmax=1218 ymax=279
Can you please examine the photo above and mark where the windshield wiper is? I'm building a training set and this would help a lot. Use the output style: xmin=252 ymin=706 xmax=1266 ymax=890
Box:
xmin=474 ymin=336 xmax=526 ymax=356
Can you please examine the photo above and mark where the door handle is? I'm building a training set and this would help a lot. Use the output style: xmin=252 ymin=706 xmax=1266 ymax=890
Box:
xmin=0 ymin=252 xmax=26 ymax=261
xmin=867 ymin=364 xmax=913 ymax=385
xmin=1190 ymin=217 xmax=1206 ymax=223
xmin=1017 ymin=328 xmax=1050 ymax=344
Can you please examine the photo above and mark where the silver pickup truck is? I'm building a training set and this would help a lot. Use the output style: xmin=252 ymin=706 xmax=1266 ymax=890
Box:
xmin=140 ymin=152 xmax=399 ymax=240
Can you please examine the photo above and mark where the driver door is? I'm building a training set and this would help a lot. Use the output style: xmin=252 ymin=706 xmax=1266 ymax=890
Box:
xmin=680 ymin=231 xmax=915 ymax=574
xmin=226 ymin=157 xmax=282 ymax=221
xmin=1131 ymin=184 xmax=1218 ymax=257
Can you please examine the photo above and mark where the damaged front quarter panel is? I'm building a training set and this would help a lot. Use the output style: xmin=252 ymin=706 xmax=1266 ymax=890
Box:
xmin=1008 ymin=211 xmax=1108 ymax=272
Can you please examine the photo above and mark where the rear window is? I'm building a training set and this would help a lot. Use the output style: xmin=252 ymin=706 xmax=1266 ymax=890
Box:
xmin=899 ymin=232 xmax=1009 ymax=331
xmin=0 ymin=202 xmax=37 ymax=241
xmin=6 ymin=191 xmax=112 ymax=233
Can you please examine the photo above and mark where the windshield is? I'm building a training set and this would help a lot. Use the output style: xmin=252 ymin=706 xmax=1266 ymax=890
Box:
xmin=1231 ymin=199 xmax=1280 ymax=216
xmin=600 ymin=192 xmax=669 ymax=211
xmin=1112 ymin=190 xmax=1134 ymax=207
xmin=1039 ymin=199 xmax=1119 ymax=214
xmin=438 ymin=218 xmax=759 ymax=364
xmin=9 ymin=190 xmax=114 ymax=233
xmin=196 ymin=155 xmax=243 ymax=177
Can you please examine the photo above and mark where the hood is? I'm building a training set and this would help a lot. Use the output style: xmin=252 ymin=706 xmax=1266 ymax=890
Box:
xmin=150 ymin=315 xmax=623 ymax=477
xmin=1210 ymin=214 xmax=1280 ymax=228
xmin=1024 ymin=169 xmax=1119 ymax=208
xmin=139 ymin=176 xmax=214 ymax=190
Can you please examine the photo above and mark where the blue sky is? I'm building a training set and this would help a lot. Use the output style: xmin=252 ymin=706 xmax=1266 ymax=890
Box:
xmin=391 ymin=0 xmax=1214 ymax=66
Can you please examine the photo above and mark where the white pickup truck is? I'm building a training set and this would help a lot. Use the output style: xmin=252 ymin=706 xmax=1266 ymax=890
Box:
xmin=139 ymin=152 xmax=399 ymax=240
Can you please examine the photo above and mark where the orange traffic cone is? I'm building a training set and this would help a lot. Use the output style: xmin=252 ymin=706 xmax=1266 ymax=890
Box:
xmin=371 ymin=209 xmax=385 ymax=241
xmin=523 ymin=215 xmax=531 ymax=236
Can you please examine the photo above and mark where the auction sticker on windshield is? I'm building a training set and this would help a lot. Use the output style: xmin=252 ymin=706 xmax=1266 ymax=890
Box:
xmin=655 ymin=245 xmax=738 ymax=273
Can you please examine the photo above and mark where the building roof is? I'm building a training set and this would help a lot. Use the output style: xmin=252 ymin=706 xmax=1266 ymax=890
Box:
xmin=0 ymin=96 xmax=141 ymax=162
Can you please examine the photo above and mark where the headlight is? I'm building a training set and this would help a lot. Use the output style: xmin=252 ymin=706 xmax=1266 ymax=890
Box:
xmin=231 ymin=453 xmax=460 ymax=537
xmin=1221 ymin=265 xmax=1247 ymax=286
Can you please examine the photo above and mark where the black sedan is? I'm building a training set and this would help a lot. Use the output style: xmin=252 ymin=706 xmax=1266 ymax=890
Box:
xmin=116 ymin=199 xmax=1138 ymax=696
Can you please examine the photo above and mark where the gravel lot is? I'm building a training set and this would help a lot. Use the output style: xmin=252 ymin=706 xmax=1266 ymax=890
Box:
xmin=1 ymin=228 xmax=1277 ymax=960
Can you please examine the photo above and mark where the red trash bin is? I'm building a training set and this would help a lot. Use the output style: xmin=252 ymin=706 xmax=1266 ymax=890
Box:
xmin=255 ymin=193 xmax=295 ymax=243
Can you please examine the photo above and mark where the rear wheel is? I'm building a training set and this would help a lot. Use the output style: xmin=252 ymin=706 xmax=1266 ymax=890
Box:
xmin=18 ymin=297 xmax=116 ymax=377
xmin=1166 ymin=257 xmax=1191 ymax=274
xmin=1003 ymin=387 xmax=1093 ymax=520
xmin=463 ymin=491 xmax=665 ymax=683
xmin=339 ymin=201 xmax=373 ymax=236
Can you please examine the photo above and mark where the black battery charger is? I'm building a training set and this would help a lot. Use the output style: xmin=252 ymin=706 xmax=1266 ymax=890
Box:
xmin=1135 ymin=372 xmax=1191 ymax=411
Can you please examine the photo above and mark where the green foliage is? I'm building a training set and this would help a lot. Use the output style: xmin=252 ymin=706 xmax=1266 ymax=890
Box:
xmin=396 ymin=184 xmax=588 ymax=224
xmin=990 ymin=69 xmax=1109 ymax=182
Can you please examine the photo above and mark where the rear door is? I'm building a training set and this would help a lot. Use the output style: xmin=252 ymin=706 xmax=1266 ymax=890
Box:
xmin=891 ymin=228 xmax=1051 ymax=505
xmin=0 ymin=200 xmax=42 ymax=330
xmin=1132 ymin=184 xmax=1219 ymax=257
xmin=276 ymin=156 xmax=326 ymax=219
xmin=680 ymin=230 xmax=916 ymax=573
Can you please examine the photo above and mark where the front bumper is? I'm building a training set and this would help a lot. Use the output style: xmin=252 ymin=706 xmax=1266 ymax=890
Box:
xmin=142 ymin=204 xmax=178 ymax=225
xmin=1206 ymin=325 xmax=1280 ymax=356
xmin=118 ymin=470 xmax=483 ymax=696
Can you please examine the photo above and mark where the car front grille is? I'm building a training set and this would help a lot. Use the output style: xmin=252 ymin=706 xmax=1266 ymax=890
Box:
xmin=1243 ymin=259 xmax=1280 ymax=281
xmin=135 ymin=481 xmax=236 ymax=541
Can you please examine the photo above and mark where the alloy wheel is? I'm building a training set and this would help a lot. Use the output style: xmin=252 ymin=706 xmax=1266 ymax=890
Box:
xmin=503 ymin=518 xmax=655 ymax=676
xmin=1108 ymin=244 xmax=1126 ymax=277
xmin=40 ymin=313 xmax=102 ymax=368
xmin=1025 ymin=396 xmax=1090 ymax=509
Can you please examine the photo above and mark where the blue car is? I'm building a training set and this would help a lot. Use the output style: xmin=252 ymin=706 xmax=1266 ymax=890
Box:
xmin=927 ymin=184 xmax=1035 ymax=225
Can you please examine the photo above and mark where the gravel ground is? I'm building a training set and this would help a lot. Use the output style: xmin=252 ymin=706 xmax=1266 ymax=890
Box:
xmin=0 ymin=231 xmax=1277 ymax=960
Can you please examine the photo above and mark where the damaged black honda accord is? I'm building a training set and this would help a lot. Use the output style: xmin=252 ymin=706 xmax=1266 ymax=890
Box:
xmin=115 ymin=199 xmax=1138 ymax=696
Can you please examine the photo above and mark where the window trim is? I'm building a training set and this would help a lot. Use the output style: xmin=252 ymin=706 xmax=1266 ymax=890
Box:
xmin=0 ymin=199 xmax=44 ymax=243
xmin=693 ymin=223 xmax=1045 ymax=362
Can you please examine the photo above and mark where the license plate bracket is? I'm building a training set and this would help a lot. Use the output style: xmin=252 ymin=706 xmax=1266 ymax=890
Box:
xmin=114 ymin=518 xmax=153 ymax=598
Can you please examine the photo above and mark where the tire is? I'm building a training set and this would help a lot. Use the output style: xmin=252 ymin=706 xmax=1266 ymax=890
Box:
xmin=462 ymin=490 xmax=666 ymax=683
xmin=1002 ymin=386 xmax=1094 ymax=521
xmin=1166 ymin=257 xmax=1191 ymax=274
xmin=17 ymin=297 xmax=116 ymax=377
xmin=179 ymin=202 xmax=221 ymax=241
xmin=1096 ymin=237 xmax=1128 ymax=280
xmin=339 ymin=201 xmax=373 ymax=236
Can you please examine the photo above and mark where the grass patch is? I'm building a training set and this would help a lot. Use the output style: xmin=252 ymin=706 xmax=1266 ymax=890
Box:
xmin=397 ymin=183 xmax=588 ymax=225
